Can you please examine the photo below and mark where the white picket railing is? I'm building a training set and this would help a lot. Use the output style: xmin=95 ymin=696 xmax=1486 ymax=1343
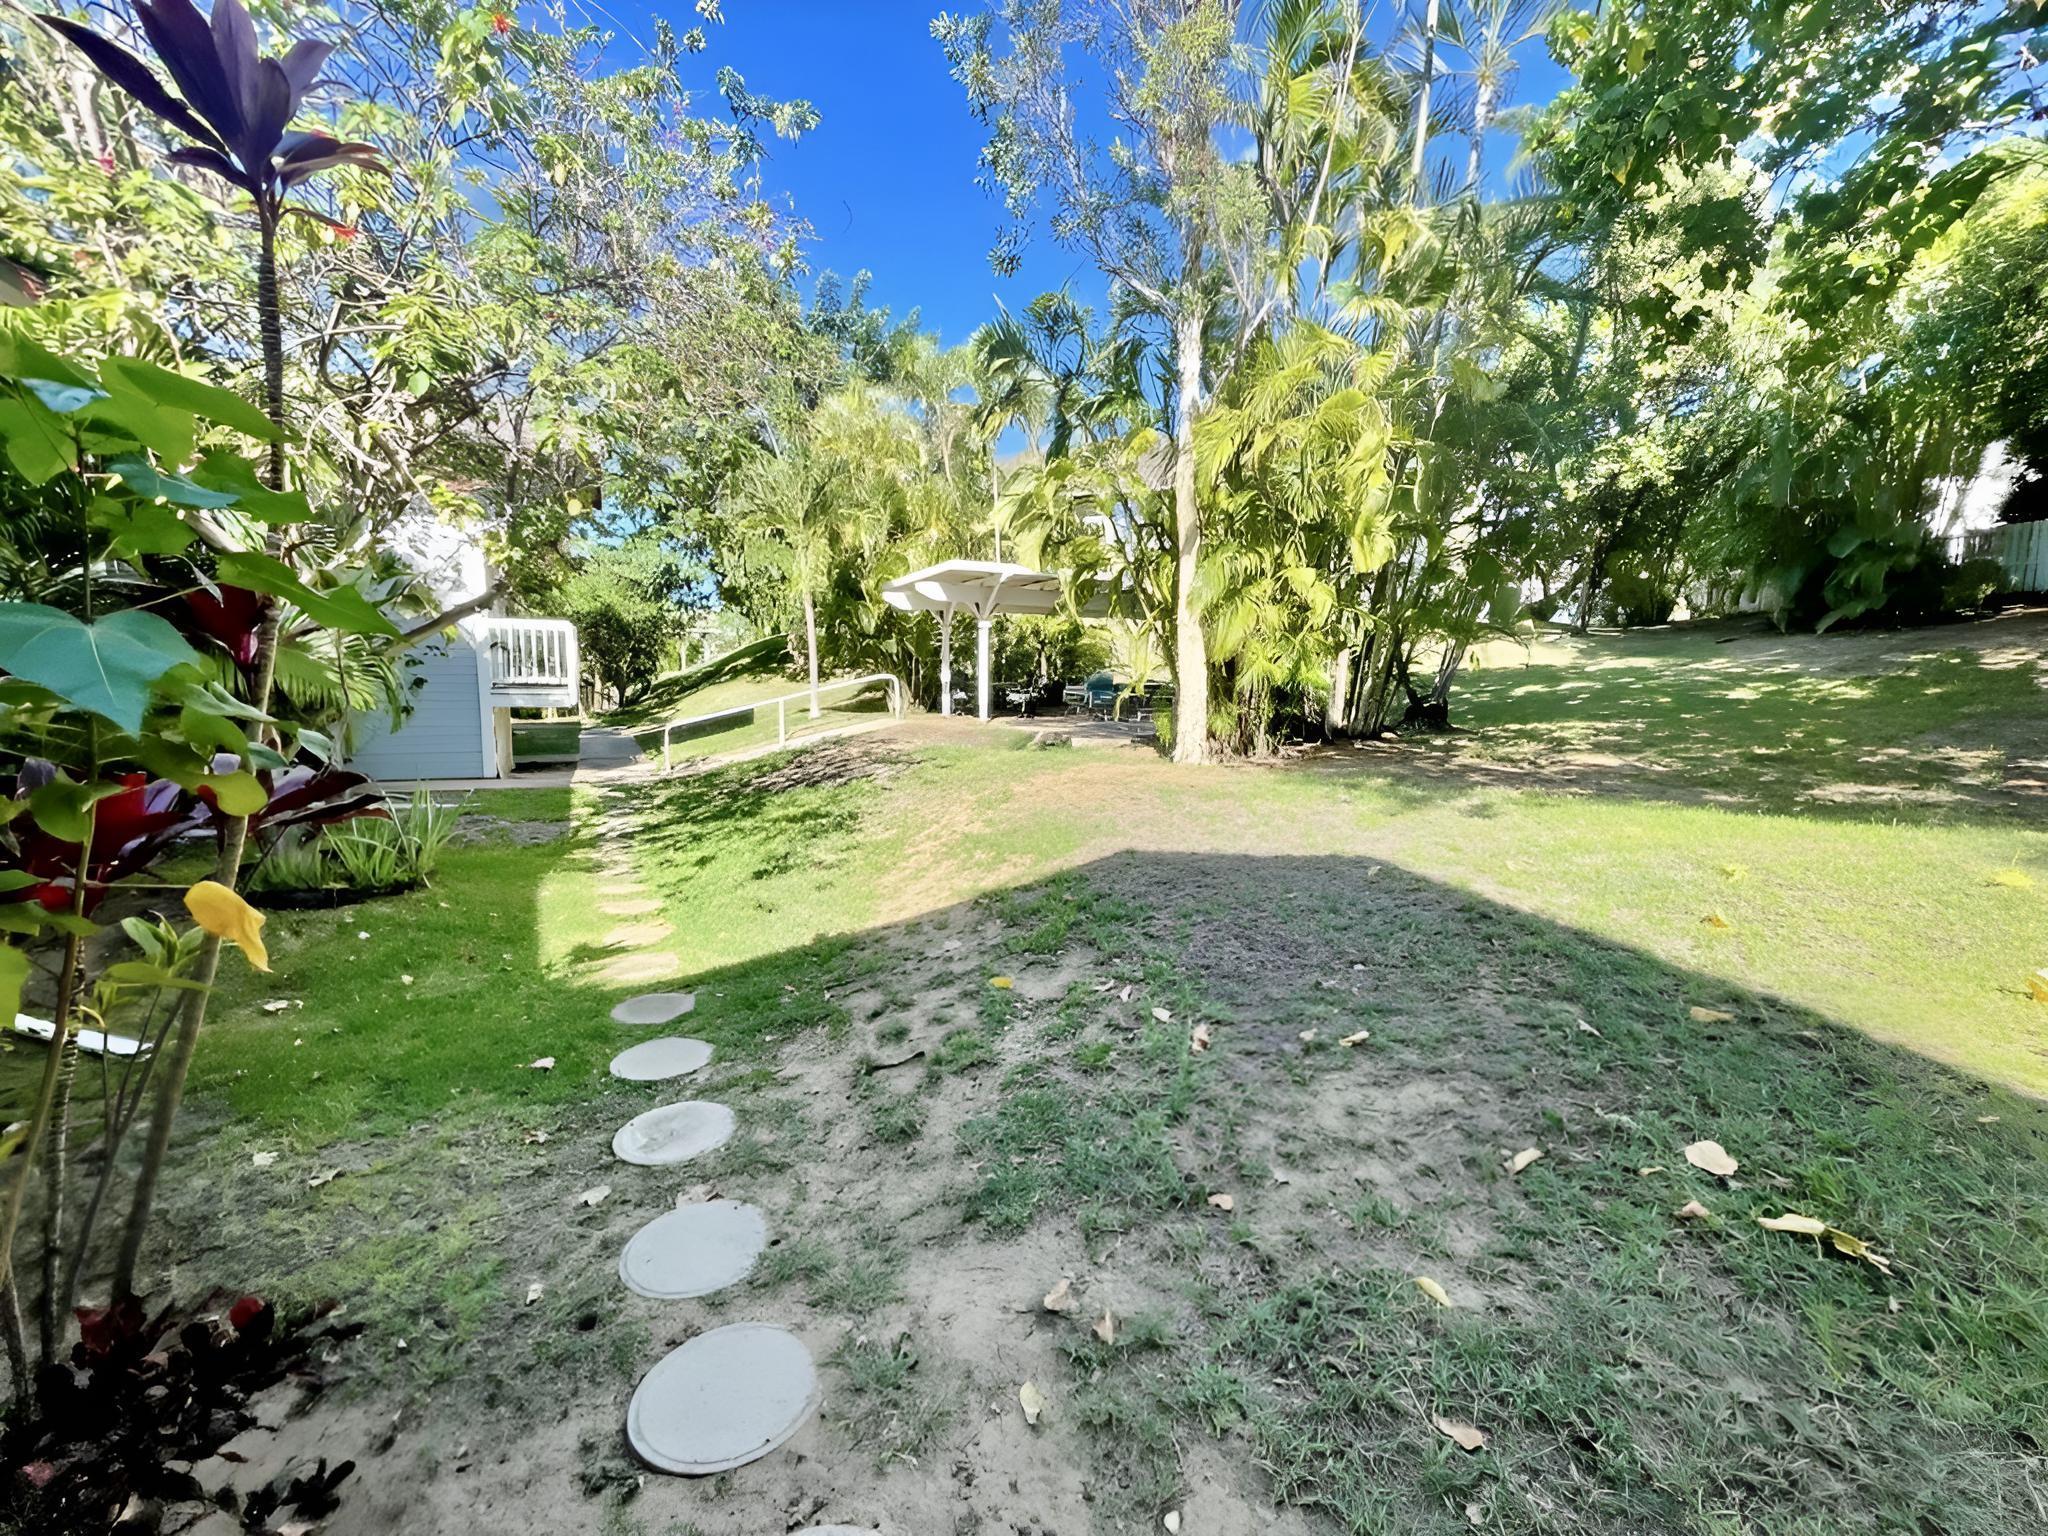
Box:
xmin=660 ymin=672 xmax=904 ymax=773
xmin=483 ymin=617 xmax=579 ymax=707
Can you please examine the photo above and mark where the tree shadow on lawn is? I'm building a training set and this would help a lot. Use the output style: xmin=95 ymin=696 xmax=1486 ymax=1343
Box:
xmin=71 ymin=832 xmax=2047 ymax=1536
xmin=1324 ymin=619 xmax=2048 ymax=825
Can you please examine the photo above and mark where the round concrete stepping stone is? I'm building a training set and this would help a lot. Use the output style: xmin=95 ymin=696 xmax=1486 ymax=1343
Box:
xmin=604 ymin=920 xmax=673 ymax=948
xmin=618 ymin=1199 xmax=767 ymax=1298
xmin=609 ymin=1036 xmax=713 ymax=1082
xmin=626 ymin=1323 xmax=819 ymax=1475
xmin=600 ymin=896 xmax=664 ymax=917
xmin=612 ymin=991 xmax=696 ymax=1026
xmin=612 ymin=1101 xmax=734 ymax=1166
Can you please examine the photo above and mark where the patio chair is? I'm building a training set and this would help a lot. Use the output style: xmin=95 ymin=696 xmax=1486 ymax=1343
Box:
xmin=1080 ymin=672 xmax=1118 ymax=718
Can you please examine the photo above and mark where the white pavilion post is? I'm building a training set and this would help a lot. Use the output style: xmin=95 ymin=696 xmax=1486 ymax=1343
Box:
xmin=938 ymin=603 xmax=955 ymax=717
xmin=976 ymin=614 xmax=992 ymax=721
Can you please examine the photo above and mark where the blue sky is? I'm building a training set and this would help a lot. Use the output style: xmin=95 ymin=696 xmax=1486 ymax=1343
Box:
xmin=637 ymin=0 xmax=1570 ymax=348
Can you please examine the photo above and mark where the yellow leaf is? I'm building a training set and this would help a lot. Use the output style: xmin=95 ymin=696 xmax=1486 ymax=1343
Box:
xmin=1721 ymin=863 xmax=1747 ymax=881
xmin=184 ymin=879 xmax=270 ymax=972
xmin=1504 ymin=1148 xmax=1542 ymax=1176
xmin=1018 ymin=1380 xmax=1045 ymax=1426
xmin=1431 ymin=1413 xmax=1488 ymax=1452
xmin=1206 ymin=1192 xmax=1234 ymax=1213
xmin=1676 ymin=1200 xmax=1711 ymax=1220
xmin=2029 ymin=969 xmax=2048 ymax=1005
xmin=1683 ymin=1140 xmax=1739 ymax=1177
xmin=1758 ymin=1211 xmax=1828 ymax=1236
xmin=1339 ymin=1029 xmax=1370 ymax=1047
xmin=1688 ymin=1005 xmax=1734 ymax=1024
xmin=1414 ymin=1276 xmax=1452 ymax=1307
xmin=1701 ymin=912 xmax=1732 ymax=930
xmin=1987 ymin=868 xmax=2033 ymax=889
xmin=990 ymin=976 xmax=1014 ymax=990
xmin=1825 ymin=1227 xmax=1893 ymax=1274
xmin=1042 ymin=1277 xmax=1077 ymax=1314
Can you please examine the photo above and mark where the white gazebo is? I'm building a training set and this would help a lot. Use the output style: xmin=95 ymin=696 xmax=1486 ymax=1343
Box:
xmin=880 ymin=559 xmax=1110 ymax=720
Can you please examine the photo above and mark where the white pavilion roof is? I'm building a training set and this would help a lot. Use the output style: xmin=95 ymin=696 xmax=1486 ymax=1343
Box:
xmin=880 ymin=559 xmax=1110 ymax=620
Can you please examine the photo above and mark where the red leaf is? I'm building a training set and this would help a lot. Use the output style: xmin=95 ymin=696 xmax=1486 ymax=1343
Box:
xmin=228 ymin=1294 xmax=269 ymax=1332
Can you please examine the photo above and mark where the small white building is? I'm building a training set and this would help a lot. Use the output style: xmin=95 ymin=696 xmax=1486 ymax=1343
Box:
xmin=346 ymin=519 xmax=579 ymax=781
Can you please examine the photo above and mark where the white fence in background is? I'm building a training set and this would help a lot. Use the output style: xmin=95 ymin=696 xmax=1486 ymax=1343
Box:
xmin=1947 ymin=522 xmax=2048 ymax=593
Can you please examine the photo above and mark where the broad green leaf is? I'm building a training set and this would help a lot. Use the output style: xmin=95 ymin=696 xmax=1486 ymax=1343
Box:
xmin=187 ymin=451 xmax=312 ymax=522
xmin=21 ymin=378 xmax=107 ymax=413
xmin=28 ymin=773 xmax=107 ymax=843
xmin=200 ymin=769 xmax=268 ymax=816
xmin=0 ymin=332 xmax=94 ymax=388
xmin=92 ymin=497 xmax=200 ymax=558
xmin=0 ymin=872 xmax=36 ymax=894
xmin=108 ymin=456 xmax=240 ymax=509
xmin=0 ymin=603 xmax=204 ymax=734
xmin=0 ymin=945 xmax=25 ymax=1027
xmin=0 ymin=395 xmax=76 ymax=483
xmin=216 ymin=551 xmax=398 ymax=637
xmin=101 ymin=358 xmax=280 ymax=442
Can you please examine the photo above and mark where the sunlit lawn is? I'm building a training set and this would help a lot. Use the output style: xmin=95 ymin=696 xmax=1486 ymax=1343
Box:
xmin=113 ymin=614 xmax=2048 ymax=1532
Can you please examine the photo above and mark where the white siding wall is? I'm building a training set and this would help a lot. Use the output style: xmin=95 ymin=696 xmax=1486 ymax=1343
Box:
xmin=348 ymin=633 xmax=492 ymax=780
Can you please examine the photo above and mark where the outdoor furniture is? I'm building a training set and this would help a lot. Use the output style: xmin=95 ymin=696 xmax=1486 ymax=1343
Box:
xmin=1081 ymin=672 xmax=1118 ymax=717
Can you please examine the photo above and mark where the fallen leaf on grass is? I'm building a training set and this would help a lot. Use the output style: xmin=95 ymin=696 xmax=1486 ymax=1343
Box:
xmin=1151 ymin=1006 xmax=1174 ymax=1023
xmin=1987 ymin=868 xmax=2033 ymax=889
xmin=1825 ymin=1227 xmax=1893 ymax=1274
xmin=1339 ymin=1029 xmax=1370 ymax=1047
xmin=1977 ymin=1115 xmax=2001 ymax=1124
xmin=1757 ymin=1211 xmax=1828 ymax=1236
xmin=990 ymin=976 xmax=1014 ymax=990
xmin=1688 ymin=1006 xmax=1734 ymax=1024
xmin=1042 ymin=1277 xmax=1077 ymax=1314
xmin=1298 ymin=1029 xmax=1318 ymax=1043
xmin=260 ymin=999 xmax=299 ymax=1014
xmin=1206 ymin=1192 xmax=1235 ymax=1213
xmin=1676 ymin=1200 xmax=1711 ymax=1220
xmin=2029 ymin=970 xmax=2048 ymax=1005
xmin=1118 ymin=984 xmax=1134 ymax=1002
xmin=1701 ymin=912 xmax=1732 ymax=930
xmin=523 ymin=1129 xmax=549 ymax=1145
xmin=1577 ymin=1019 xmax=1602 ymax=1037
xmin=1684 ymin=1140 xmax=1739 ymax=1177
xmin=1414 ymin=1276 xmax=1452 ymax=1307
xmin=526 ymin=1056 xmax=555 ymax=1071
xmin=1162 ymin=1512 xmax=1181 ymax=1533
xmin=1431 ymin=1414 xmax=1488 ymax=1452
xmin=1093 ymin=1310 xmax=1116 ymax=1344
xmin=1189 ymin=1023 xmax=1211 ymax=1052
xmin=306 ymin=1168 xmax=340 ymax=1189
xmin=524 ymin=1281 xmax=544 ymax=1306
xmin=251 ymin=1151 xmax=277 ymax=1168
xmin=1637 ymin=1165 xmax=1665 ymax=1176
xmin=574 ymin=1184 xmax=610 ymax=1208
xmin=1504 ymin=1148 xmax=1543 ymax=1176
xmin=1019 ymin=1381 xmax=1045 ymax=1426
xmin=400 ymin=974 xmax=414 ymax=987
xmin=1721 ymin=863 xmax=1746 ymax=881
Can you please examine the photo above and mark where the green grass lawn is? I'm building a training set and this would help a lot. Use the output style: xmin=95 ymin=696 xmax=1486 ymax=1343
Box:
xmin=509 ymin=718 xmax=582 ymax=760
xmin=55 ymin=614 xmax=2048 ymax=1535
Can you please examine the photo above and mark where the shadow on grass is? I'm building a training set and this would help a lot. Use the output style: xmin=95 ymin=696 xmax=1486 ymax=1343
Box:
xmin=42 ymin=760 xmax=2047 ymax=1536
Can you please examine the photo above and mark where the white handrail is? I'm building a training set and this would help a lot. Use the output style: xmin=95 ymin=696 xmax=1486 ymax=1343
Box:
xmin=659 ymin=672 xmax=905 ymax=773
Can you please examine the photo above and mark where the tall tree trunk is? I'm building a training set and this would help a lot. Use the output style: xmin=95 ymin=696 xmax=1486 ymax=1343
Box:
xmin=803 ymin=590 xmax=820 ymax=719
xmin=114 ymin=205 xmax=285 ymax=1299
xmin=1408 ymin=0 xmax=1442 ymax=200
xmin=1169 ymin=306 xmax=1209 ymax=765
